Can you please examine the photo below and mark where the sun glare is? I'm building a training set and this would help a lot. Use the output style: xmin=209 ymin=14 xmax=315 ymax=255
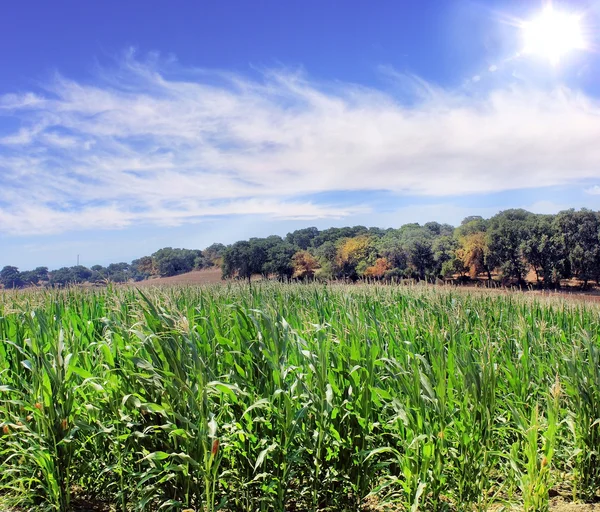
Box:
xmin=521 ymin=5 xmax=585 ymax=65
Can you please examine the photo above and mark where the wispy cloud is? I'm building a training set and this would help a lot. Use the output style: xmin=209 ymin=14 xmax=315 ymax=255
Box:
xmin=1 ymin=51 xmax=599 ymax=235
xmin=585 ymin=185 xmax=600 ymax=195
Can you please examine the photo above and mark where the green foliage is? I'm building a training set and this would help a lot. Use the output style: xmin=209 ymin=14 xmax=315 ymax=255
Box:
xmin=376 ymin=224 xmax=437 ymax=280
xmin=521 ymin=215 xmax=565 ymax=285
xmin=0 ymin=266 xmax=24 ymax=288
xmin=555 ymin=209 xmax=600 ymax=285
xmin=564 ymin=333 xmax=600 ymax=501
xmin=151 ymin=247 xmax=203 ymax=277
xmin=509 ymin=387 xmax=561 ymax=512
xmin=311 ymin=225 xmax=371 ymax=248
xmin=223 ymin=237 xmax=298 ymax=281
xmin=486 ymin=209 xmax=533 ymax=283
xmin=456 ymin=216 xmax=488 ymax=237
xmin=19 ymin=267 xmax=49 ymax=286
xmin=49 ymin=265 xmax=93 ymax=286
xmin=313 ymin=240 xmax=338 ymax=279
xmin=222 ymin=240 xmax=254 ymax=281
xmin=285 ymin=226 xmax=320 ymax=250
xmin=89 ymin=263 xmax=135 ymax=283
xmin=260 ymin=236 xmax=297 ymax=280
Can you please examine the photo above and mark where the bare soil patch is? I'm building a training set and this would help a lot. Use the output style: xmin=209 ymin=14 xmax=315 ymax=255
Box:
xmin=549 ymin=499 xmax=600 ymax=511
xmin=491 ymin=500 xmax=600 ymax=511
xmin=135 ymin=268 xmax=223 ymax=286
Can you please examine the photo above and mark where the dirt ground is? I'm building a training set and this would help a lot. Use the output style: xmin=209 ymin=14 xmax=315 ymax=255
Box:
xmin=134 ymin=267 xmax=224 ymax=286
xmin=548 ymin=500 xmax=600 ymax=511
xmin=3 ymin=489 xmax=598 ymax=511
xmin=507 ymin=499 xmax=600 ymax=511
xmin=487 ymin=499 xmax=600 ymax=511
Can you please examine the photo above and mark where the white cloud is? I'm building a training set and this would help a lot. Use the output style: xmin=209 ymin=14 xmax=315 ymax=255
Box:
xmin=1 ymin=54 xmax=600 ymax=235
xmin=585 ymin=185 xmax=600 ymax=195
xmin=489 ymin=64 xmax=498 ymax=72
xmin=0 ymin=200 xmax=363 ymax=236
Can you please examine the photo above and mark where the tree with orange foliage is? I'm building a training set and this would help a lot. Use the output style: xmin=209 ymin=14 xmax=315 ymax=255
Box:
xmin=363 ymin=257 xmax=391 ymax=279
xmin=292 ymin=250 xmax=320 ymax=280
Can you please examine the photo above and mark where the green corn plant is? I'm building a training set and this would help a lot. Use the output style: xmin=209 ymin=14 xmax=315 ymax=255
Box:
xmin=0 ymin=308 xmax=96 ymax=511
xmin=564 ymin=332 xmax=600 ymax=502
xmin=447 ymin=341 xmax=497 ymax=512
xmin=508 ymin=379 xmax=560 ymax=512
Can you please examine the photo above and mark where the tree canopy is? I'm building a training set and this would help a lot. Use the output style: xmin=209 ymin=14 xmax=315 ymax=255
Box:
xmin=6 ymin=208 xmax=600 ymax=289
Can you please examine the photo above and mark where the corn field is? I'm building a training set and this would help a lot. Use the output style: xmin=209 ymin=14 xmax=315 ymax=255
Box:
xmin=1 ymin=283 xmax=599 ymax=511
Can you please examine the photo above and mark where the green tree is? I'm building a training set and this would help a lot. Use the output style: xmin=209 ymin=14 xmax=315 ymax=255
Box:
xmin=312 ymin=226 xmax=369 ymax=248
xmin=90 ymin=265 xmax=108 ymax=283
xmin=263 ymin=239 xmax=297 ymax=280
xmin=405 ymin=236 xmax=435 ymax=281
xmin=457 ymin=216 xmax=488 ymax=236
xmin=314 ymin=241 xmax=339 ymax=279
xmin=20 ymin=266 xmax=49 ymax=286
xmin=554 ymin=209 xmax=600 ymax=286
xmin=425 ymin=221 xmax=454 ymax=237
xmin=49 ymin=266 xmax=92 ymax=286
xmin=286 ymin=227 xmax=319 ymax=250
xmin=105 ymin=262 xmax=131 ymax=283
xmin=376 ymin=224 xmax=436 ymax=281
xmin=222 ymin=241 xmax=254 ymax=281
xmin=377 ymin=233 xmax=409 ymax=272
xmin=487 ymin=209 xmax=533 ymax=284
xmin=432 ymin=235 xmax=458 ymax=276
xmin=0 ymin=266 xmax=24 ymax=288
xmin=521 ymin=215 xmax=565 ymax=286
xmin=441 ymin=257 xmax=466 ymax=278
xmin=152 ymin=248 xmax=202 ymax=277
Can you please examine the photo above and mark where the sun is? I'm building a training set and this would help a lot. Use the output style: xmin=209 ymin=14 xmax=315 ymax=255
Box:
xmin=521 ymin=5 xmax=585 ymax=65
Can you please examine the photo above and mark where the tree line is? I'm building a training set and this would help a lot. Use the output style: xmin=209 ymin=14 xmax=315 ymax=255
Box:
xmin=0 ymin=244 xmax=226 ymax=288
xmin=3 ymin=208 xmax=600 ymax=289
xmin=221 ymin=208 xmax=600 ymax=288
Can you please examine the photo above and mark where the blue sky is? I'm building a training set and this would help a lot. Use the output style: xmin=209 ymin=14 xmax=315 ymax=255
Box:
xmin=1 ymin=0 xmax=600 ymax=269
